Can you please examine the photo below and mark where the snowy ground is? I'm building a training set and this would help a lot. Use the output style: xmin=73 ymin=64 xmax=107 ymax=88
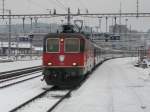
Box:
xmin=0 ymin=59 xmax=43 ymax=111
xmin=1 ymin=57 xmax=150 ymax=112
xmin=0 ymin=74 xmax=47 ymax=112
xmin=53 ymin=57 xmax=150 ymax=112
xmin=0 ymin=59 xmax=42 ymax=72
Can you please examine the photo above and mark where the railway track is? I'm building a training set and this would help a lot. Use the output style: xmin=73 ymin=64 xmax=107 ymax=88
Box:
xmin=0 ymin=66 xmax=42 ymax=79
xmin=0 ymin=71 xmax=43 ymax=89
xmin=0 ymin=66 xmax=43 ymax=89
xmin=9 ymin=86 xmax=73 ymax=112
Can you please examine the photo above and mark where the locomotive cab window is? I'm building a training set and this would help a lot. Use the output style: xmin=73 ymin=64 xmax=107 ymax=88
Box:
xmin=47 ymin=38 xmax=59 ymax=52
xmin=65 ymin=38 xmax=80 ymax=52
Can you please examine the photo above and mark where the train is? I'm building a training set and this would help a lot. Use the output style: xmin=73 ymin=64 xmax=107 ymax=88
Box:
xmin=42 ymin=24 xmax=124 ymax=87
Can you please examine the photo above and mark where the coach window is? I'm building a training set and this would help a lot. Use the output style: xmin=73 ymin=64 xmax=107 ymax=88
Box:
xmin=65 ymin=38 xmax=80 ymax=52
xmin=47 ymin=38 xmax=59 ymax=52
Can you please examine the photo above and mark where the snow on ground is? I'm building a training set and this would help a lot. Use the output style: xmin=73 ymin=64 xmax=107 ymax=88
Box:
xmin=1 ymin=57 xmax=150 ymax=112
xmin=0 ymin=59 xmax=42 ymax=72
xmin=0 ymin=73 xmax=48 ymax=112
xmin=18 ymin=90 xmax=69 ymax=112
xmin=53 ymin=57 xmax=150 ymax=112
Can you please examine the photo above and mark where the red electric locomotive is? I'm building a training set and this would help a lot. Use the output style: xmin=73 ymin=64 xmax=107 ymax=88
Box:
xmin=42 ymin=24 xmax=102 ymax=87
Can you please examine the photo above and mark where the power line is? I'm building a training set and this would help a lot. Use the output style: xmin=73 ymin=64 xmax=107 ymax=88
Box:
xmin=46 ymin=0 xmax=67 ymax=12
xmin=55 ymin=0 xmax=67 ymax=10
xmin=72 ymin=0 xmax=89 ymax=14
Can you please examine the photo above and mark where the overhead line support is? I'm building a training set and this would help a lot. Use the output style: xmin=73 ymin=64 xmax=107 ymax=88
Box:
xmin=1 ymin=12 xmax=150 ymax=19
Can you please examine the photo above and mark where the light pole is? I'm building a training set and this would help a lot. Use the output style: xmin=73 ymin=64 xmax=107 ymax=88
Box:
xmin=8 ymin=10 xmax=11 ymax=58
xmin=16 ymin=36 xmax=19 ymax=61
xmin=106 ymin=17 xmax=108 ymax=33
xmin=29 ymin=34 xmax=34 ymax=60
xmin=114 ymin=17 xmax=117 ymax=34
xmin=30 ymin=18 xmax=33 ymax=31
xmin=34 ymin=17 xmax=38 ymax=28
xmin=22 ymin=17 xmax=25 ymax=34
xmin=125 ymin=18 xmax=128 ymax=32
xmin=119 ymin=2 xmax=122 ymax=35
xmin=125 ymin=18 xmax=128 ymax=50
xmin=47 ymin=9 xmax=52 ymax=32
xmin=125 ymin=18 xmax=128 ymax=39
xmin=98 ymin=17 xmax=102 ymax=32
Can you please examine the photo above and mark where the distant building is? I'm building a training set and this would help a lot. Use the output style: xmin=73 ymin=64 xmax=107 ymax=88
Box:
xmin=109 ymin=24 xmax=128 ymax=34
xmin=0 ymin=35 xmax=42 ymax=56
xmin=108 ymin=24 xmax=144 ymax=50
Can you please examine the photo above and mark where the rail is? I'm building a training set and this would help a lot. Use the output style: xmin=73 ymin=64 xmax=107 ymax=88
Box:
xmin=0 ymin=66 xmax=42 ymax=79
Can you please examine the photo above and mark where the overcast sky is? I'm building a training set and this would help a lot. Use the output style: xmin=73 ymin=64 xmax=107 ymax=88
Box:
xmin=1 ymin=0 xmax=150 ymax=31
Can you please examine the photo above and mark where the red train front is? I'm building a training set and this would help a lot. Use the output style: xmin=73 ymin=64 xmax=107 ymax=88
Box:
xmin=42 ymin=25 xmax=99 ymax=87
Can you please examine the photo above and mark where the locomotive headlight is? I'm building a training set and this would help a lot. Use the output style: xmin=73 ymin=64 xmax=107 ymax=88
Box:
xmin=60 ymin=38 xmax=64 ymax=42
xmin=48 ymin=62 xmax=52 ymax=66
xmin=72 ymin=62 xmax=77 ymax=66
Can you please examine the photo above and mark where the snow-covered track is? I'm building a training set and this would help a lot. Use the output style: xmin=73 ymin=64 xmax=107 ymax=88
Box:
xmin=47 ymin=89 xmax=73 ymax=112
xmin=0 ymin=71 xmax=42 ymax=89
xmin=9 ymin=86 xmax=73 ymax=112
xmin=0 ymin=66 xmax=42 ymax=79
xmin=9 ymin=86 xmax=56 ymax=112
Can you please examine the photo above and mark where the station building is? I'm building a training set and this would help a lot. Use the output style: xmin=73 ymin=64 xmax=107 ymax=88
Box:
xmin=0 ymin=35 xmax=42 ymax=57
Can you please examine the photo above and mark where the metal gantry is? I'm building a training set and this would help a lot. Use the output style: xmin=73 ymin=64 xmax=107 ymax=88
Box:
xmin=1 ymin=12 xmax=150 ymax=19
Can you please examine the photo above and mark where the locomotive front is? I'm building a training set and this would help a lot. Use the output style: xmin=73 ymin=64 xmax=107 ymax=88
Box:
xmin=43 ymin=33 xmax=85 ymax=86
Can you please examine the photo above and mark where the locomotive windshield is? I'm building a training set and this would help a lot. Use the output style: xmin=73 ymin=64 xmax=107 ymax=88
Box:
xmin=65 ymin=38 xmax=80 ymax=52
xmin=47 ymin=38 xmax=59 ymax=52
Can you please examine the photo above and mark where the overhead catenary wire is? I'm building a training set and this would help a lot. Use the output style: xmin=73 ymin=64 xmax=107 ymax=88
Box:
xmin=70 ymin=0 xmax=89 ymax=14
xmin=46 ymin=0 xmax=67 ymax=12
xmin=54 ymin=0 xmax=67 ymax=10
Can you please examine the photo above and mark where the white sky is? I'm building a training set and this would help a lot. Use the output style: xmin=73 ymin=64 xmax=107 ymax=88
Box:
xmin=1 ymin=0 xmax=150 ymax=32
